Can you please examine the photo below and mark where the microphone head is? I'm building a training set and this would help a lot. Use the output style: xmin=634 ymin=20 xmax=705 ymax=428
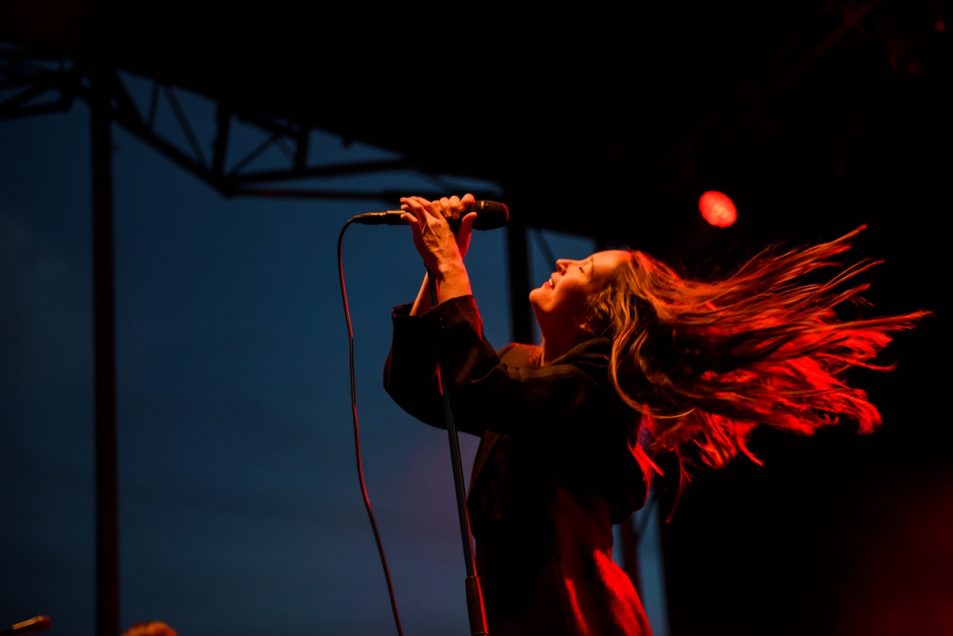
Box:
xmin=470 ymin=200 xmax=510 ymax=231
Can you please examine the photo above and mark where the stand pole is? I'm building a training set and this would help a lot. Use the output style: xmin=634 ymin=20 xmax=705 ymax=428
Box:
xmin=428 ymin=272 xmax=488 ymax=636
xmin=91 ymin=57 xmax=120 ymax=636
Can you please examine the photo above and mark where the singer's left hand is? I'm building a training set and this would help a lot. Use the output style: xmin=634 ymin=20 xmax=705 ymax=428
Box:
xmin=447 ymin=194 xmax=479 ymax=258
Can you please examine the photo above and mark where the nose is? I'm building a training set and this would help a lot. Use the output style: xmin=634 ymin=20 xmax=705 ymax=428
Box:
xmin=555 ymin=258 xmax=570 ymax=273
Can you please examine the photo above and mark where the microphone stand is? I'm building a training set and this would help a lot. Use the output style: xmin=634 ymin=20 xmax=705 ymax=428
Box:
xmin=428 ymin=270 xmax=489 ymax=636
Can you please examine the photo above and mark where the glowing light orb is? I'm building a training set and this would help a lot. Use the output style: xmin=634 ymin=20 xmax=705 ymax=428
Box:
xmin=699 ymin=190 xmax=738 ymax=228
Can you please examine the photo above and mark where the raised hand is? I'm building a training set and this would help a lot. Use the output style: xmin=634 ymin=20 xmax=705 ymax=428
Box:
xmin=400 ymin=193 xmax=478 ymax=270
xmin=401 ymin=193 xmax=477 ymax=311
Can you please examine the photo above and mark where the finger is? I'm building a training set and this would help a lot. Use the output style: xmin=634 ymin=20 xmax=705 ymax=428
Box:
xmin=459 ymin=211 xmax=477 ymax=236
xmin=438 ymin=197 xmax=453 ymax=219
xmin=447 ymin=195 xmax=463 ymax=219
xmin=422 ymin=200 xmax=447 ymax=221
xmin=461 ymin=193 xmax=476 ymax=207
xmin=403 ymin=196 xmax=431 ymax=209
xmin=401 ymin=212 xmax=422 ymax=234
xmin=400 ymin=201 xmax=426 ymax=224
xmin=400 ymin=203 xmax=420 ymax=225
xmin=455 ymin=211 xmax=478 ymax=258
xmin=402 ymin=196 xmax=432 ymax=214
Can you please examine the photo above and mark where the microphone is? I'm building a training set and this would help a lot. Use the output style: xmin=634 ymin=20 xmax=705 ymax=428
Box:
xmin=0 ymin=616 xmax=52 ymax=635
xmin=350 ymin=200 xmax=509 ymax=231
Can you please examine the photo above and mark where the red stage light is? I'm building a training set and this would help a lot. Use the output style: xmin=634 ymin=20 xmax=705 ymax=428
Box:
xmin=698 ymin=190 xmax=738 ymax=228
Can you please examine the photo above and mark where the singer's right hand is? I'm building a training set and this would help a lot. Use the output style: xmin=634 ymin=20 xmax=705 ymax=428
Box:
xmin=402 ymin=194 xmax=477 ymax=312
xmin=400 ymin=194 xmax=478 ymax=259
xmin=401 ymin=194 xmax=475 ymax=307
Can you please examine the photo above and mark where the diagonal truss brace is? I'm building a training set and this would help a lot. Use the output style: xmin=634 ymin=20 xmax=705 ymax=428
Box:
xmin=0 ymin=44 xmax=469 ymax=202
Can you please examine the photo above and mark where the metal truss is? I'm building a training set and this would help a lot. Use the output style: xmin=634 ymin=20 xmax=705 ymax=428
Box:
xmin=0 ymin=43 xmax=480 ymax=202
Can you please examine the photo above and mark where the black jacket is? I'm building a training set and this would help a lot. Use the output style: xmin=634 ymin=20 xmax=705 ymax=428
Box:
xmin=384 ymin=295 xmax=651 ymax=636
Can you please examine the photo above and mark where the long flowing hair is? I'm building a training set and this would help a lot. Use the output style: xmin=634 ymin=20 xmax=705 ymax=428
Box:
xmin=583 ymin=226 xmax=929 ymax=487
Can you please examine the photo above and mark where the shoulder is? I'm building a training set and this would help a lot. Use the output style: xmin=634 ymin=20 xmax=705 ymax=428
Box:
xmin=566 ymin=338 xmax=613 ymax=393
xmin=498 ymin=342 xmax=543 ymax=368
xmin=501 ymin=337 xmax=613 ymax=388
xmin=555 ymin=337 xmax=612 ymax=374
xmin=499 ymin=337 xmax=611 ymax=368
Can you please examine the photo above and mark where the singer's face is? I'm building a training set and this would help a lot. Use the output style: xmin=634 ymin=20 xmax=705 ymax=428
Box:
xmin=529 ymin=250 xmax=630 ymax=341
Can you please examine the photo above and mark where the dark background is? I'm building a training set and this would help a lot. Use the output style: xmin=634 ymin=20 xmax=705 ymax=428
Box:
xmin=2 ymin=1 xmax=951 ymax=635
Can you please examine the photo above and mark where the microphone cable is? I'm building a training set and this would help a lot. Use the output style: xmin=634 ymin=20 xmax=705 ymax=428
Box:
xmin=337 ymin=218 xmax=405 ymax=636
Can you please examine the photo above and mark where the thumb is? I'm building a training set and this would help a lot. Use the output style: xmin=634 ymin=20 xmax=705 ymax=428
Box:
xmin=458 ymin=211 xmax=477 ymax=237
xmin=456 ymin=211 xmax=478 ymax=257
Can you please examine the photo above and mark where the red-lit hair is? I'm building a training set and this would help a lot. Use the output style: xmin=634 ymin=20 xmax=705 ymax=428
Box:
xmin=123 ymin=622 xmax=177 ymax=636
xmin=582 ymin=226 xmax=929 ymax=486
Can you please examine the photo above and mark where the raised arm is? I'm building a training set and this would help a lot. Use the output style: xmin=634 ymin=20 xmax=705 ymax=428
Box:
xmin=385 ymin=294 xmax=621 ymax=437
xmin=402 ymin=193 xmax=478 ymax=315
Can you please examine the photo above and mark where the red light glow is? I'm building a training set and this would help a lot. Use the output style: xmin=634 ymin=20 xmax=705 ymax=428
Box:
xmin=699 ymin=190 xmax=738 ymax=228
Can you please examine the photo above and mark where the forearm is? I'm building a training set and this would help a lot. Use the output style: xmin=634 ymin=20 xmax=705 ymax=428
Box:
xmin=409 ymin=273 xmax=431 ymax=316
xmin=433 ymin=259 xmax=472 ymax=304
xmin=409 ymin=262 xmax=472 ymax=316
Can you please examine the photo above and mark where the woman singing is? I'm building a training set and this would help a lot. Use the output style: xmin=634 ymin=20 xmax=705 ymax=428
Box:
xmin=383 ymin=193 xmax=927 ymax=636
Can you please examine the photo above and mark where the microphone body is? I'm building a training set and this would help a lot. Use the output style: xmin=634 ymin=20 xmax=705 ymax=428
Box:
xmin=351 ymin=200 xmax=509 ymax=231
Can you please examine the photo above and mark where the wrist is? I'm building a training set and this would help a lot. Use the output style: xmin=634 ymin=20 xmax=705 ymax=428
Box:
xmin=433 ymin=257 xmax=467 ymax=282
xmin=432 ymin=259 xmax=472 ymax=301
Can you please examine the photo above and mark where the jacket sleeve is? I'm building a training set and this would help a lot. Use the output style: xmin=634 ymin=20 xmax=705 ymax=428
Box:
xmin=383 ymin=295 xmax=613 ymax=437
